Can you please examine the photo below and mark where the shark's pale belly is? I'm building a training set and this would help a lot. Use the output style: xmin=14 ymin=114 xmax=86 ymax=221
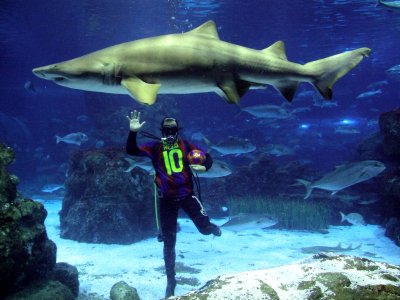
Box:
xmin=78 ymin=77 xmax=221 ymax=95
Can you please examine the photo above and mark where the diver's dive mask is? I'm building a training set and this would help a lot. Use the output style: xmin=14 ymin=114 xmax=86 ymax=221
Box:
xmin=161 ymin=118 xmax=179 ymax=144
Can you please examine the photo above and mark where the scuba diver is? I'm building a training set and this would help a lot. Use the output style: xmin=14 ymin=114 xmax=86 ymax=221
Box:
xmin=126 ymin=110 xmax=221 ymax=298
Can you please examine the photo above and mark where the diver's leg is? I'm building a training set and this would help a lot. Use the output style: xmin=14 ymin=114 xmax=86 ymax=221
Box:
xmin=159 ymin=197 xmax=178 ymax=297
xmin=182 ymin=195 xmax=221 ymax=236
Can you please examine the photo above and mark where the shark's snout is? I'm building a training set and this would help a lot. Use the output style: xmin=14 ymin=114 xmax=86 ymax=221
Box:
xmin=32 ymin=65 xmax=63 ymax=81
xmin=32 ymin=67 xmax=48 ymax=79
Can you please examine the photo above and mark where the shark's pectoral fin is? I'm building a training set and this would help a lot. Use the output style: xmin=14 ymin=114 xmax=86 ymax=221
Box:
xmin=274 ymin=81 xmax=299 ymax=102
xmin=217 ymin=78 xmax=251 ymax=104
xmin=121 ymin=77 xmax=161 ymax=105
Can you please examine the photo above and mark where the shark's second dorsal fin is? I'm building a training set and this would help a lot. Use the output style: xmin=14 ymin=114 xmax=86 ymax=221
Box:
xmin=262 ymin=41 xmax=288 ymax=60
xmin=187 ymin=20 xmax=220 ymax=40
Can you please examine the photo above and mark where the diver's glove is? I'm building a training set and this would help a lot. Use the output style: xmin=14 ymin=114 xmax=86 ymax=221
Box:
xmin=126 ymin=110 xmax=146 ymax=132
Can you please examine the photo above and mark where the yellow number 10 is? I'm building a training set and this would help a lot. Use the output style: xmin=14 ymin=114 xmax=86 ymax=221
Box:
xmin=163 ymin=149 xmax=183 ymax=175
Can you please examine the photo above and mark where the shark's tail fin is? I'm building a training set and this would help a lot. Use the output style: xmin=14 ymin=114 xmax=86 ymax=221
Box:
xmin=296 ymin=179 xmax=313 ymax=199
xmin=304 ymin=47 xmax=371 ymax=99
xmin=340 ymin=211 xmax=346 ymax=222
xmin=55 ymin=135 xmax=61 ymax=144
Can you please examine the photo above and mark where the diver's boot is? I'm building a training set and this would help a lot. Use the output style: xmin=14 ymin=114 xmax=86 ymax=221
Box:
xmin=165 ymin=275 xmax=176 ymax=298
xmin=209 ymin=223 xmax=222 ymax=237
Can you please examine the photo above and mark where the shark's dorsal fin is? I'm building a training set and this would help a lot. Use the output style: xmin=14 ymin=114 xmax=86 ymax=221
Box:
xmin=187 ymin=20 xmax=220 ymax=40
xmin=121 ymin=76 xmax=161 ymax=105
xmin=262 ymin=41 xmax=288 ymax=60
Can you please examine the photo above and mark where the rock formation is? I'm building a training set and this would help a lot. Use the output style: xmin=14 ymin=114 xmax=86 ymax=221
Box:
xmin=0 ymin=142 xmax=78 ymax=299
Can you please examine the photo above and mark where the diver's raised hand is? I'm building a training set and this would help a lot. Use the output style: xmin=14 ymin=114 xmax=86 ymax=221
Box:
xmin=127 ymin=110 xmax=146 ymax=132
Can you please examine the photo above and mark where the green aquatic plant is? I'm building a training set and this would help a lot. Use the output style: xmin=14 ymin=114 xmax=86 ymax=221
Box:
xmin=227 ymin=195 xmax=332 ymax=230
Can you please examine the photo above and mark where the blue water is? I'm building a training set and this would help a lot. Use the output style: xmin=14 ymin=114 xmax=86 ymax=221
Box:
xmin=1 ymin=1 xmax=400 ymax=298
xmin=0 ymin=1 xmax=399 ymax=197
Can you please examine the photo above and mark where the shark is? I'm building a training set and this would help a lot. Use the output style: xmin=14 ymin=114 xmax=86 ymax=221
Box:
xmin=301 ymin=243 xmax=362 ymax=254
xmin=32 ymin=20 xmax=371 ymax=105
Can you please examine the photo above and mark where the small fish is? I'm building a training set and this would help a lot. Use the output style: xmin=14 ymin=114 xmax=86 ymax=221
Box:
xmin=367 ymin=80 xmax=388 ymax=90
xmin=24 ymin=80 xmax=35 ymax=93
xmin=356 ymin=89 xmax=382 ymax=99
xmin=206 ymin=136 xmax=256 ymax=156
xmin=242 ymin=104 xmax=293 ymax=119
xmin=357 ymin=198 xmax=379 ymax=205
xmin=41 ymin=184 xmax=64 ymax=193
xmin=55 ymin=132 xmax=88 ymax=146
xmin=386 ymin=64 xmax=400 ymax=81
xmin=124 ymin=156 xmax=154 ymax=174
xmin=334 ymin=127 xmax=360 ymax=135
xmin=77 ymin=115 xmax=90 ymax=122
xmin=340 ymin=212 xmax=366 ymax=226
xmin=196 ymin=160 xmax=232 ymax=178
xmin=221 ymin=213 xmax=277 ymax=232
xmin=260 ymin=144 xmax=295 ymax=156
xmin=296 ymin=160 xmax=386 ymax=199
xmin=301 ymin=243 xmax=362 ymax=254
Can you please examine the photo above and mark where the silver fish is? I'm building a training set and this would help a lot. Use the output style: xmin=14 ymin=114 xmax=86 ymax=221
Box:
xmin=296 ymin=160 xmax=386 ymax=199
xmin=340 ymin=212 xmax=366 ymax=226
xmin=356 ymin=89 xmax=382 ymax=99
xmin=41 ymin=184 xmax=64 ymax=193
xmin=260 ymin=144 xmax=295 ymax=156
xmin=387 ymin=64 xmax=400 ymax=81
xmin=197 ymin=160 xmax=232 ymax=178
xmin=242 ymin=104 xmax=292 ymax=119
xmin=124 ymin=156 xmax=154 ymax=174
xmin=207 ymin=136 xmax=256 ymax=156
xmin=55 ymin=132 xmax=88 ymax=146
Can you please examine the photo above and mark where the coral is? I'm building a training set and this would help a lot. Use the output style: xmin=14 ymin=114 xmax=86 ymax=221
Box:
xmin=0 ymin=142 xmax=78 ymax=299
xmin=173 ymin=254 xmax=400 ymax=300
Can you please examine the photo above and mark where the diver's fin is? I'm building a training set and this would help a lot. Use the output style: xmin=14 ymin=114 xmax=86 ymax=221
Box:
xmin=121 ymin=76 xmax=161 ymax=105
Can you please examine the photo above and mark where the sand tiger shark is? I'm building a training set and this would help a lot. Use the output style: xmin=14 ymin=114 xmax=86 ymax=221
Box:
xmin=32 ymin=20 xmax=371 ymax=105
